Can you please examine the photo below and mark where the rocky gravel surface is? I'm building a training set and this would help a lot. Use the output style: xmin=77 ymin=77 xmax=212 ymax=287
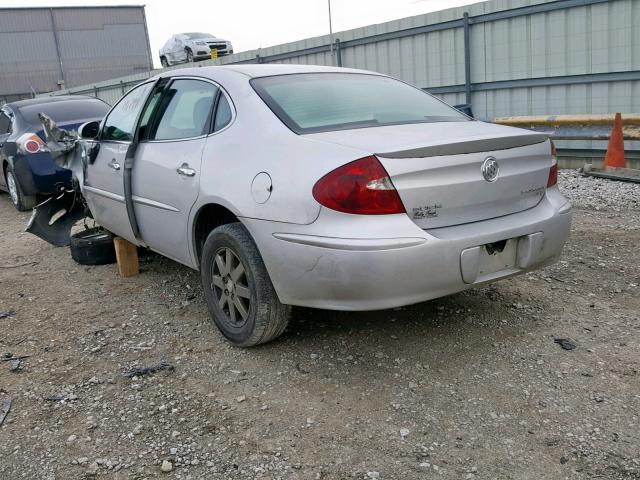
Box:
xmin=1 ymin=172 xmax=639 ymax=479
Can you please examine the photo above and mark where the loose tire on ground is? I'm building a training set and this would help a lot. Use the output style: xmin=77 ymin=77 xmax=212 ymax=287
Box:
xmin=200 ymin=222 xmax=290 ymax=347
xmin=70 ymin=227 xmax=117 ymax=265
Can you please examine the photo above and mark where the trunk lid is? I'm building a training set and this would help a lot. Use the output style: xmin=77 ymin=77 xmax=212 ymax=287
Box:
xmin=306 ymin=121 xmax=551 ymax=229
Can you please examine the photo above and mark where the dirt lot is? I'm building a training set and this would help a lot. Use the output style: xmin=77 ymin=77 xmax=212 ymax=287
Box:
xmin=1 ymin=173 xmax=639 ymax=480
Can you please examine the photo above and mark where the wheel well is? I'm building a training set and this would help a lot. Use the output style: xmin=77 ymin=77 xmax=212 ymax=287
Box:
xmin=193 ymin=204 xmax=238 ymax=262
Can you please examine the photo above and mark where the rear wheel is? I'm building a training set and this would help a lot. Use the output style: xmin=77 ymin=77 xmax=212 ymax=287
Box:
xmin=200 ymin=223 xmax=290 ymax=347
xmin=4 ymin=165 xmax=36 ymax=211
xmin=160 ymin=56 xmax=169 ymax=68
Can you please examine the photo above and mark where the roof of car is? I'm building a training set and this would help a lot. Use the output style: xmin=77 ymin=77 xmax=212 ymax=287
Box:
xmin=160 ymin=64 xmax=381 ymax=80
xmin=7 ymin=95 xmax=104 ymax=110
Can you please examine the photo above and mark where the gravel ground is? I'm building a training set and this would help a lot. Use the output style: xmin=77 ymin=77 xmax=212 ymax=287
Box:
xmin=0 ymin=171 xmax=639 ymax=480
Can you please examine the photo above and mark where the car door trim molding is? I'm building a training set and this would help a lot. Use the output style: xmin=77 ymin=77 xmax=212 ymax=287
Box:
xmin=83 ymin=185 xmax=124 ymax=203
xmin=132 ymin=195 xmax=179 ymax=212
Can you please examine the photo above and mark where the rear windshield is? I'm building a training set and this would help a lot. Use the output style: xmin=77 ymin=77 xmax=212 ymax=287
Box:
xmin=19 ymin=99 xmax=109 ymax=126
xmin=251 ymin=73 xmax=468 ymax=134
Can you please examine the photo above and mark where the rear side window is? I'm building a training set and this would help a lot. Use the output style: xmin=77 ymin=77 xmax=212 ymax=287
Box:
xmin=19 ymin=99 xmax=109 ymax=126
xmin=213 ymin=94 xmax=232 ymax=131
xmin=151 ymin=79 xmax=218 ymax=140
xmin=0 ymin=112 xmax=11 ymax=134
xmin=251 ymin=73 xmax=468 ymax=134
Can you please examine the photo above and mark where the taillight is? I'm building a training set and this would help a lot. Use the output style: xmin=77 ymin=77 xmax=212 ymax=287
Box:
xmin=17 ymin=133 xmax=49 ymax=155
xmin=312 ymin=156 xmax=405 ymax=215
xmin=547 ymin=140 xmax=558 ymax=187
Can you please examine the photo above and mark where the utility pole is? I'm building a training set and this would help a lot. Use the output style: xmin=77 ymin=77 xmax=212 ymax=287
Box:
xmin=328 ymin=0 xmax=334 ymax=65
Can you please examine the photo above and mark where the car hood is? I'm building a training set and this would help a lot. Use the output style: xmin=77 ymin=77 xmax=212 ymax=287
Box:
xmin=190 ymin=37 xmax=226 ymax=43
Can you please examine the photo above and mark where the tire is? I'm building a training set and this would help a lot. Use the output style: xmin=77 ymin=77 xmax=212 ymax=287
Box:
xmin=200 ymin=222 xmax=290 ymax=347
xmin=160 ymin=56 xmax=169 ymax=68
xmin=5 ymin=164 xmax=36 ymax=211
xmin=185 ymin=49 xmax=194 ymax=63
xmin=70 ymin=227 xmax=117 ymax=266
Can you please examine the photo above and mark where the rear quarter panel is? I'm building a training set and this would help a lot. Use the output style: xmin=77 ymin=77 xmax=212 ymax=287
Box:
xmin=194 ymin=73 xmax=369 ymax=226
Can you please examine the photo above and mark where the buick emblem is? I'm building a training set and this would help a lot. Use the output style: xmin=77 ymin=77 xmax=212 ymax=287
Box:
xmin=481 ymin=157 xmax=499 ymax=182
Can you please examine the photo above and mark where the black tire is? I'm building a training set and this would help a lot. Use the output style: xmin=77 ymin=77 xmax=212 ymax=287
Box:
xmin=185 ymin=48 xmax=194 ymax=63
xmin=70 ymin=227 xmax=116 ymax=266
xmin=5 ymin=164 xmax=36 ymax=211
xmin=160 ymin=56 xmax=169 ymax=68
xmin=200 ymin=222 xmax=290 ymax=347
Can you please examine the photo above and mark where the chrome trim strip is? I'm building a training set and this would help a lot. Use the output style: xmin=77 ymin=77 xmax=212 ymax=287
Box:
xmin=132 ymin=195 xmax=180 ymax=212
xmin=272 ymin=233 xmax=426 ymax=251
xmin=83 ymin=185 xmax=124 ymax=203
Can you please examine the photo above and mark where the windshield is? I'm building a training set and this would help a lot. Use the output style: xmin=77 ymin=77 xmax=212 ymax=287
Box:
xmin=251 ymin=73 xmax=468 ymax=134
xmin=184 ymin=32 xmax=214 ymax=39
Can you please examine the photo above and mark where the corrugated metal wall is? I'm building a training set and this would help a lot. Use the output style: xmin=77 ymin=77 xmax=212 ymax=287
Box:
xmin=0 ymin=6 xmax=152 ymax=103
xmin=40 ymin=0 xmax=640 ymax=149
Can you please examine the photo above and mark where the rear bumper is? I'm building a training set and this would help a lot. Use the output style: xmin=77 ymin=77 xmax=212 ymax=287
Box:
xmin=13 ymin=152 xmax=71 ymax=196
xmin=242 ymin=187 xmax=572 ymax=311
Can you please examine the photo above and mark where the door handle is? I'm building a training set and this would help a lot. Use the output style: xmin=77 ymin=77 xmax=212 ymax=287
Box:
xmin=176 ymin=163 xmax=196 ymax=177
xmin=108 ymin=159 xmax=121 ymax=170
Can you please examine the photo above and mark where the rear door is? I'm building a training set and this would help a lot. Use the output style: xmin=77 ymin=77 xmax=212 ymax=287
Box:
xmin=133 ymin=78 xmax=220 ymax=265
xmin=84 ymin=81 xmax=155 ymax=243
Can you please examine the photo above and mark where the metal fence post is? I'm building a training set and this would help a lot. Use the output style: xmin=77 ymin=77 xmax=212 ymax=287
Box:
xmin=463 ymin=12 xmax=472 ymax=108
xmin=335 ymin=38 xmax=342 ymax=67
xmin=93 ymin=86 xmax=98 ymax=98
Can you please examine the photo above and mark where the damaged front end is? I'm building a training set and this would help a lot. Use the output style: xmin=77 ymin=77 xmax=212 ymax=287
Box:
xmin=26 ymin=113 xmax=93 ymax=247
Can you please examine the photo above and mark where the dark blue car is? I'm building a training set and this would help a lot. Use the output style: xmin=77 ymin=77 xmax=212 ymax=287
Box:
xmin=0 ymin=96 xmax=109 ymax=210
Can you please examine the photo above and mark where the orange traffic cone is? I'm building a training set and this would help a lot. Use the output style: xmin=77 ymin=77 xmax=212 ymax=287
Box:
xmin=603 ymin=112 xmax=626 ymax=169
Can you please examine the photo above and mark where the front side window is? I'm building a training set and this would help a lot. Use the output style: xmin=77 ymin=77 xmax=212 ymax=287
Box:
xmin=102 ymin=82 xmax=154 ymax=142
xmin=251 ymin=73 xmax=468 ymax=134
xmin=151 ymin=79 xmax=218 ymax=141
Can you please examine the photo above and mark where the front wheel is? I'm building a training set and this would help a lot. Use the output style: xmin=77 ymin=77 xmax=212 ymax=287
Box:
xmin=200 ymin=223 xmax=290 ymax=347
xmin=160 ymin=56 xmax=169 ymax=68
xmin=185 ymin=49 xmax=194 ymax=63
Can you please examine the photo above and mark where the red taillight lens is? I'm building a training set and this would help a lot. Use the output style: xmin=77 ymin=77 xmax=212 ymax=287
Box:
xmin=17 ymin=133 xmax=48 ymax=155
xmin=312 ymin=156 xmax=405 ymax=215
xmin=547 ymin=140 xmax=558 ymax=187
xmin=25 ymin=139 xmax=41 ymax=153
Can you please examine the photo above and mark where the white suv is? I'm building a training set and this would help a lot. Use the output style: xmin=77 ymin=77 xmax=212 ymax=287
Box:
xmin=159 ymin=33 xmax=233 ymax=67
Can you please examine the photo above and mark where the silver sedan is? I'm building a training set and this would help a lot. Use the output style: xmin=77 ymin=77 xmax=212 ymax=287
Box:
xmin=39 ymin=65 xmax=572 ymax=346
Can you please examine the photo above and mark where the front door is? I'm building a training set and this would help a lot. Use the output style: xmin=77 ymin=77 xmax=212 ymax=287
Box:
xmin=133 ymin=78 xmax=219 ymax=265
xmin=84 ymin=81 xmax=155 ymax=244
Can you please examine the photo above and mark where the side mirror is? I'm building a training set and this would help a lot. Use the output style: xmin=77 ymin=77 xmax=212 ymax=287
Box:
xmin=79 ymin=120 xmax=100 ymax=139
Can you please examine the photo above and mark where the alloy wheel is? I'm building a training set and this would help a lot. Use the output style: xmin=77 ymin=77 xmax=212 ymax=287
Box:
xmin=211 ymin=247 xmax=251 ymax=327
xmin=6 ymin=171 xmax=18 ymax=206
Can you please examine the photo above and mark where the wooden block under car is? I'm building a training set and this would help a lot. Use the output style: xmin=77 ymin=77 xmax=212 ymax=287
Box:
xmin=113 ymin=237 xmax=139 ymax=277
